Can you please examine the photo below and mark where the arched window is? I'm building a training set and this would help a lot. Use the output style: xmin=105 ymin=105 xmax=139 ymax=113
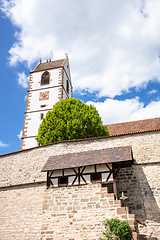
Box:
xmin=41 ymin=71 xmax=50 ymax=85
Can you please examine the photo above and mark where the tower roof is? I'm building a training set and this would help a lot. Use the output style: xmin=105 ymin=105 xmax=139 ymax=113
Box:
xmin=31 ymin=58 xmax=67 ymax=73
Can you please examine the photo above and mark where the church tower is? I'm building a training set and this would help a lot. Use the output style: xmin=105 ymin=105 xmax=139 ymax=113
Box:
xmin=21 ymin=57 xmax=72 ymax=150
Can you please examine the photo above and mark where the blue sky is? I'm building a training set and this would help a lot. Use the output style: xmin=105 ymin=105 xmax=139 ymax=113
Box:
xmin=0 ymin=0 xmax=160 ymax=155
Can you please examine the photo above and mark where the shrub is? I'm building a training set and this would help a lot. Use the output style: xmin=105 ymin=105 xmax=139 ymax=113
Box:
xmin=100 ymin=218 xmax=132 ymax=240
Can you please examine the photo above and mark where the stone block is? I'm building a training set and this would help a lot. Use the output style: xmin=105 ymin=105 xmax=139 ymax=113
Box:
xmin=114 ymin=200 xmax=121 ymax=205
xmin=43 ymin=204 xmax=49 ymax=210
xmin=90 ymin=197 xmax=99 ymax=202
xmin=117 ymin=207 xmax=126 ymax=215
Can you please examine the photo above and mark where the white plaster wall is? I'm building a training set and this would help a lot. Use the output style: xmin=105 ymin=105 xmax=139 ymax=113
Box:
xmin=23 ymin=137 xmax=38 ymax=149
xmin=22 ymin=60 xmax=72 ymax=150
xmin=28 ymin=87 xmax=60 ymax=112
xmin=97 ymin=164 xmax=111 ymax=172
xmin=23 ymin=67 xmax=63 ymax=150
xmin=23 ymin=84 xmax=63 ymax=149
xmin=32 ymin=164 xmax=113 ymax=187
xmin=23 ymin=110 xmax=48 ymax=149
xmin=83 ymin=165 xmax=95 ymax=173
xmin=31 ymin=68 xmax=61 ymax=90
xmin=25 ymin=111 xmax=48 ymax=136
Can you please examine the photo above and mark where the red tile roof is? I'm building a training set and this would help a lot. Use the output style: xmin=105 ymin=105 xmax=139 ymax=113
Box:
xmin=41 ymin=146 xmax=133 ymax=171
xmin=31 ymin=58 xmax=66 ymax=72
xmin=0 ymin=118 xmax=159 ymax=158
xmin=107 ymin=117 xmax=160 ymax=136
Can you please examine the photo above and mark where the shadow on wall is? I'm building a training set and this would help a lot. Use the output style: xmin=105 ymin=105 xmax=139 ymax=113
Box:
xmin=116 ymin=164 xmax=160 ymax=239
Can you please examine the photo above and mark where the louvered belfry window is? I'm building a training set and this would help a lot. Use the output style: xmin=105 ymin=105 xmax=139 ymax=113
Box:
xmin=41 ymin=71 xmax=50 ymax=85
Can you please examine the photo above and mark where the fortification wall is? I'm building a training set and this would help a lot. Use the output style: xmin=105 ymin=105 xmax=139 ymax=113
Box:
xmin=0 ymin=131 xmax=160 ymax=188
xmin=40 ymin=184 xmax=136 ymax=240
xmin=0 ymin=131 xmax=160 ymax=239
xmin=0 ymin=183 xmax=45 ymax=240
xmin=116 ymin=165 xmax=160 ymax=239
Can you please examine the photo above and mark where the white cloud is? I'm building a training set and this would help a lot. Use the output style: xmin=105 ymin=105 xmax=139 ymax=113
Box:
xmin=17 ymin=72 xmax=29 ymax=88
xmin=17 ymin=130 xmax=22 ymax=140
xmin=1 ymin=0 xmax=160 ymax=98
xmin=0 ymin=140 xmax=9 ymax=147
xmin=131 ymin=100 xmax=160 ymax=121
xmin=24 ymin=95 xmax=27 ymax=101
xmin=87 ymin=98 xmax=160 ymax=124
xmin=148 ymin=89 xmax=158 ymax=95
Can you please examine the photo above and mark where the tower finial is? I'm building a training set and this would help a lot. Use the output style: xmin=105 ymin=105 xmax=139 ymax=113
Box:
xmin=65 ymin=53 xmax=68 ymax=58
xmin=39 ymin=58 xmax=41 ymax=63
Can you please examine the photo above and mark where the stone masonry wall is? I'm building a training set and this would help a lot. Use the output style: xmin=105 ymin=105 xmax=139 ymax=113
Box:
xmin=41 ymin=183 xmax=136 ymax=240
xmin=0 ymin=131 xmax=160 ymax=188
xmin=0 ymin=183 xmax=136 ymax=240
xmin=116 ymin=165 xmax=160 ymax=239
xmin=0 ymin=183 xmax=45 ymax=240
xmin=0 ymin=131 xmax=160 ymax=239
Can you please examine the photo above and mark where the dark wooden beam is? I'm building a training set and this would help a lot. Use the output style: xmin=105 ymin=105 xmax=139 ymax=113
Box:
xmin=81 ymin=175 xmax=87 ymax=184
xmin=106 ymin=171 xmax=112 ymax=181
xmin=72 ymin=176 xmax=77 ymax=185
xmin=47 ymin=171 xmax=50 ymax=188
xmin=105 ymin=163 xmax=112 ymax=171
xmin=50 ymin=170 xmax=110 ymax=179
xmin=114 ymin=162 xmax=125 ymax=178
xmin=49 ymin=170 xmax=54 ymax=177
xmin=112 ymin=164 xmax=118 ymax=200
xmin=78 ymin=167 xmax=80 ymax=185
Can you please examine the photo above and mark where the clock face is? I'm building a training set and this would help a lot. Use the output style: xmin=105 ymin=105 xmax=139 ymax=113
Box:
xmin=39 ymin=91 xmax=49 ymax=101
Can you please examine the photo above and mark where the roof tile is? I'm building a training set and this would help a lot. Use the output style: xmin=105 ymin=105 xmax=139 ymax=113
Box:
xmin=107 ymin=117 xmax=160 ymax=136
xmin=31 ymin=58 xmax=66 ymax=72
xmin=41 ymin=146 xmax=133 ymax=172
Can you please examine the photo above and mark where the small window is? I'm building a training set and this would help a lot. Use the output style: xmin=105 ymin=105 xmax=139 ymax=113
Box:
xmin=58 ymin=176 xmax=68 ymax=187
xmin=41 ymin=71 xmax=50 ymax=85
xmin=40 ymin=113 xmax=44 ymax=120
xmin=66 ymin=80 xmax=69 ymax=94
xmin=91 ymin=173 xmax=101 ymax=183
xmin=40 ymin=104 xmax=47 ymax=108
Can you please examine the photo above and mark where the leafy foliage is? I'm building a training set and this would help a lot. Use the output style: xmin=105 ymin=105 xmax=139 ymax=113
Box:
xmin=100 ymin=218 xmax=132 ymax=240
xmin=36 ymin=98 xmax=109 ymax=145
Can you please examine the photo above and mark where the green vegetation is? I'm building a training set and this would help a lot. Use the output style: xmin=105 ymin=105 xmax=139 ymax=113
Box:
xmin=100 ymin=218 xmax=132 ymax=240
xmin=36 ymin=98 xmax=109 ymax=145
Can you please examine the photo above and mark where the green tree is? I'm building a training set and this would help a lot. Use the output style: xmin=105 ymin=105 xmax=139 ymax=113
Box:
xmin=100 ymin=218 xmax=132 ymax=240
xmin=36 ymin=98 xmax=109 ymax=145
